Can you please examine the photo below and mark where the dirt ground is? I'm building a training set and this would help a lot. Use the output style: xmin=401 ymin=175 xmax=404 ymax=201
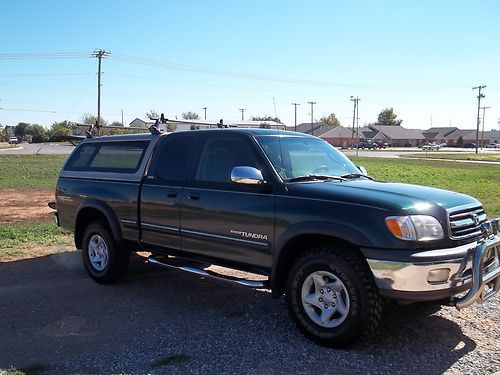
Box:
xmin=0 ymin=188 xmax=54 ymax=224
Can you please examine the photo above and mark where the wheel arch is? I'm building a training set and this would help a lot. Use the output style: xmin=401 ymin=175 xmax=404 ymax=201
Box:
xmin=271 ymin=224 xmax=372 ymax=298
xmin=74 ymin=200 xmax=122 ymax=249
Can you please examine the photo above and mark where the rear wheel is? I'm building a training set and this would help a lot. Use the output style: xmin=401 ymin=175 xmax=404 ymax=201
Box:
xmin=82 ymin=221 xmax=130 ymax=283
xmin=286 ymin=246 xmax=382 ymax=347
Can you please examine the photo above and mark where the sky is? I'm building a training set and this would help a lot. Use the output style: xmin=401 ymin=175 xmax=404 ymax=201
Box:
xmin=1 ymin=0 xmax=499 ymax=130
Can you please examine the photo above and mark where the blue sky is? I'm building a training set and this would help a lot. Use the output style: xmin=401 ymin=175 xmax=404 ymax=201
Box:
xmin=1 ymin=0 xmax=499 ymax=130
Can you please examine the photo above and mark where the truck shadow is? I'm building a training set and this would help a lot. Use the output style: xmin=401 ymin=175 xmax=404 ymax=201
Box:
xmin=0 ymin=251 xmax=481 ymax=374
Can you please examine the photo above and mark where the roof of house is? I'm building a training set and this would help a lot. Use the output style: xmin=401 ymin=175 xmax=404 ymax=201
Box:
xmin=320 ymin=125 xmax=354 ymax=138
xmin=423 ymin=127 xmax=459 ymax=138
xmin=369 ymin=125 xmax=425 ymax=140
xmin=444 ymin=129 xmax=477 ymax=140
xmin=296 ymin=122 xmax=334 ymax=136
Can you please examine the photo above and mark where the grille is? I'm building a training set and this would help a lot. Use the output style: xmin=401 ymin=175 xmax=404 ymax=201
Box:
xmin=448 ymin=205 xmax=487 ymax=240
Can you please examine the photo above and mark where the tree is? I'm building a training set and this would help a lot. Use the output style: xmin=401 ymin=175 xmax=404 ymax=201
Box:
xmin=376 ymin=108 xmax=402 ymax=126
xmin=26 ymin=124 xmax=48 ymax=143
xmin=49 ymin=121 xmax=72 ymax=140
xmin=259 ymin=123 xmax=271 ymax=129
xmin=319 ymin=113 xmax=340 ymax=127
xmin=81 ymin=113 xmax=107 ymax=126
xmin=182 ymin=111 xmax=200 ymax=120
xmin=251 ymin=115 xmax=281 ymax=123
xmin=14 ymin=122 xmax=30 ymax=139
xmin=146 ymin=109 xmax=159 ymax=119
xmin=110 ymin=121 xmax=123 ymax=127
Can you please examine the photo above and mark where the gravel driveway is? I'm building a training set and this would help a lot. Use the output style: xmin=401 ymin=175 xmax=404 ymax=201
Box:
xmin=0 ymin=250 xmax=498 ymax=374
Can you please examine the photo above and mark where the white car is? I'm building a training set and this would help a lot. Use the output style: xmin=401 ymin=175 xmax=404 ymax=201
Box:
xmin=485 ymin=143 xmax=500 ymax=149
xmin=422 ymin=143 xmax=440 ymax=151
xmin=8 ymin=137 xmax=19 ymax=145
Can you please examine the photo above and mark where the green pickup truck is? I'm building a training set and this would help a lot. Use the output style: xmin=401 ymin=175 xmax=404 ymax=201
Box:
xmin=52 ymin=128 xmax=500 ymax=347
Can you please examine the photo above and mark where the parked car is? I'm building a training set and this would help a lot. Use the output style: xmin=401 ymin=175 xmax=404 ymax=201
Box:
xmin=422 ymin=143 xmax=440 ymax=151
xmin=463 ymin=143 xmax=477 ymax=149
xmin=357 ymin=140 xmax=378 ymax=149
xmin=376 ymin=141 xmax=389 ymax=149
xmin=8 ymin=137 xmax=19 ymax=145
xmin=485 ymin=143 xmax=500 ymax=149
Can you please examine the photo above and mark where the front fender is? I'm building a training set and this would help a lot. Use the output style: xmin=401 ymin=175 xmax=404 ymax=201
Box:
xmin=270 ymin=221 xmax=373 ymax=296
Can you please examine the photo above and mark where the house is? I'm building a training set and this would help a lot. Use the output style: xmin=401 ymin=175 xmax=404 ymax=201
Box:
xmin=444 ymin=129 xmax=477 ymax=146
xmin=367 ymin=125 xmax=425 ymax=147
xmin=321 ymin=126 xmax=357 ymax=148
xmin=483 ymin=130 xmax=500 ymax=145
xmin=129 ymin=118 xmax=156 ymax=128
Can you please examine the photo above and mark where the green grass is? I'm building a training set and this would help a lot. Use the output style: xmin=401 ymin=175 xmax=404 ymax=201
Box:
xmin=0 ymin=222 xmax=70 ymax=252
xmin=403 ymin=153 xmax=500 ymax=162
xmin=350 ymin=156 xmax=500 ymax=217
xmin=0 ymin=155 xmax=67 ymax=188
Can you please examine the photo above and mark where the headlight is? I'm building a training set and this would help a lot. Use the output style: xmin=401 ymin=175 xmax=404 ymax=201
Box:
xmin=386 ymin=215 xmax=444 ymax=241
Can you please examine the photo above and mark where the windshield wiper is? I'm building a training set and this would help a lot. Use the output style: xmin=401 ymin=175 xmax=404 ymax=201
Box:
xmin=340 ymin=173 xmax=374 ymax=180
xmin=287 ymin=174 xmax=346 ymax=183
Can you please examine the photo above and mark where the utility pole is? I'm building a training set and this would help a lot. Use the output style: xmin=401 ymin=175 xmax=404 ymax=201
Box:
xmin=121 ymin=109 xmax=124 ymax=126
xmin=480 ymin=106 xmax=490 ymax=149
xmin=472 ymin=85 xmax=486 ymax=154
xmin=350 ymin=96 xmax=357 ymax=148
xmin=356 ymin=97 xmax=361 ymax=156
xmin=307 ymin=101 xmax=316 ymax=134
xmin=91 ymin=49 xmax=110 ymax=135
xmin=291 ymin=103 xmax=300 ymax=132
xmin=202 ymin=107 xmax=207 ymax=120
xmin=239 ymin=108 xmax=246 ymax=121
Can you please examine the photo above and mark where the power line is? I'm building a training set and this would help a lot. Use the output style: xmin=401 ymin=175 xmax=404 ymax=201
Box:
xmin=0 ymin=52 xmax=89 ymax=59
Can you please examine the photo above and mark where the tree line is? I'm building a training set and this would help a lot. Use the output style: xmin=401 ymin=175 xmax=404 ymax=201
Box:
xmin=0 ymin=107 xmax=404 ymax=143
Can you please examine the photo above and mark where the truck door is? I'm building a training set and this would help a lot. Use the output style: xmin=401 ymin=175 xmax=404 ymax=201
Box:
xmin=140 ymin=133 xmax=197 ymax=251
xmin=181 ymin=133 xmax=275 ymax=271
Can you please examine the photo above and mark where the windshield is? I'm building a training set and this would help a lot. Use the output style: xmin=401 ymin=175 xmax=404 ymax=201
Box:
xmin=256 ymin=135 xmax=360 ymax=181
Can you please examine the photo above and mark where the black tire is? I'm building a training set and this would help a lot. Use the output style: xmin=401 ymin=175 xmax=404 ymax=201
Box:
xmin=82 ymin=220 xmax=130 ymax=284
xmin=286 ymin=246 xmax=382 ymax=347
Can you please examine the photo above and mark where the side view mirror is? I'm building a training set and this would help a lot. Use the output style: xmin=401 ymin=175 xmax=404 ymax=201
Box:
xmin=357 ymin=165 xmax=368 ymax=175
xmin=231 ymin=166 xmax=266 ymax=185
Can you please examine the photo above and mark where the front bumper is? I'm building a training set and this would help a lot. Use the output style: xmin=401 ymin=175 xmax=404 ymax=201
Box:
xmin=365 ymin=229 xmax=500 ymax=307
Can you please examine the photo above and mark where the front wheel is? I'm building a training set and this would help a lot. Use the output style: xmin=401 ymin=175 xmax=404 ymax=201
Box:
xmin=82 ymin=221 xmax=130 ymax=284
xmin=286 ymin=246 xmax=382 ymax=347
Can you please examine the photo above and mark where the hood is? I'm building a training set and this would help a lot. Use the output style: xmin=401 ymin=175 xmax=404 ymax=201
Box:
xmin=285 ymin=179 xmax=480 ymax=215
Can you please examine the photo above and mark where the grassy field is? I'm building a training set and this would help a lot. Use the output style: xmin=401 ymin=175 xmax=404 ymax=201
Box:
xmin=403 ymin=153 xmax=500 ymax=162
xmin=0 ymin=154 xmax=498 ymax=257
xmin=0 ymin=154 xmax=67 ymax=188
xmin=350 ymin=156 xmax=500 ymax=217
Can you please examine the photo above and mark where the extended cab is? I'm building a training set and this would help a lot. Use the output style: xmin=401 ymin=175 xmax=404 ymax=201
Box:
xmin=52 ymin=129 xmax=500 ymax=346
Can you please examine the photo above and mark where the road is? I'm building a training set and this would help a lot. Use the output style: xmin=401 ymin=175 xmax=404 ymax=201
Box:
xmin=1 ymin=143 xmax=493 ymax=158
xmin=0 ymin=143 xmax=75 ymax=155
xmin=0 ymin=249 xmax=498 ymax=374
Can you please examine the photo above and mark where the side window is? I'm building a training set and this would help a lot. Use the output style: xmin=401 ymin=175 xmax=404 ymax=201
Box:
xmin=65 ymin=141 xmax=149 ymax=173
xmin=152 ymin=136 xmax=193 ymax=182
xmin=65 ymin=144 xmax=97 ymax=170
xmin=196 ymin=137 xmax=257 ymax=183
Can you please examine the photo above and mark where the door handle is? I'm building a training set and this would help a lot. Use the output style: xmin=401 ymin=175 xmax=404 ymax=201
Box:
xmin=167 ymin=192 xmax=177 ymax=198
xmin=188 ymin=194 xmax=200 ymax=201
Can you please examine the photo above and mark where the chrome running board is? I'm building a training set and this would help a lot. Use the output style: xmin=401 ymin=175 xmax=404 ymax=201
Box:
xmin=147 ymin=256 xmax=268 ymax=288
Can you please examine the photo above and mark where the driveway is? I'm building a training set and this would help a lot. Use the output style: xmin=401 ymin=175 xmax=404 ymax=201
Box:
xmin=1 ymin=250 xmax=498 ymax=374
